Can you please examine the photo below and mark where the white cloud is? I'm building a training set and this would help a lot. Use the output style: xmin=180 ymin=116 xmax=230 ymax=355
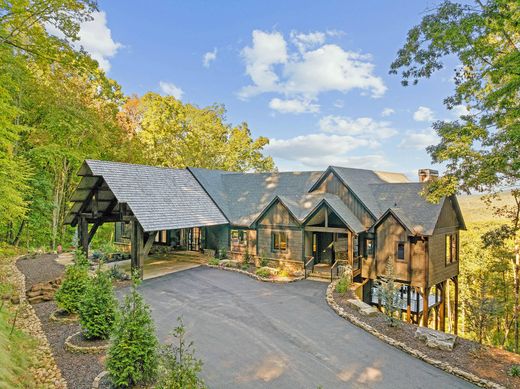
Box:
xmin=399 ymin=129 xmax=439 ymax=150
xmin=319 ymin=115 xmax=397 ymax=140
xmin=290 ymin=31 xmax=326 ymax=52
xmin=46 ymin=11 xmax=122 ymax=72
xmin=159 ymin=81 xmax=184 ymax=99
xmin=239 ymin=30 xmax=386 ymax=110
xmin=413 ymin=106 xmax=435 ymax=122
xmin=381 ymin=108 xmax=395 ymax=117
xmin=203 ymin=48 xmax=217 ymax=67
xmin=269 ymin=98 xmax=319 ymax=114
xmin=264 ymin=114 xmax=397 ymax=170
xmin=334 ymin=100 xmax=344 ymax=108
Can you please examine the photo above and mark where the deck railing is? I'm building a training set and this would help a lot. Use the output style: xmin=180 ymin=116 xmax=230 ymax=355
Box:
xmin=330 ymin=260 xmax=340 ymax=282
xmin=304 ymin=257 xmax=315 ymax=279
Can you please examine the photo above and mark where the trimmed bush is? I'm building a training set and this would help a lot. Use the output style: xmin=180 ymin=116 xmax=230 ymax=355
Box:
xmin=208 ymin=258 xmax=220 ymax=266
xmin=335 ymin=277 xmax=350 ymax=294
xmin=78 ymin=270 xmax=117 ymax=340
xmin=259 ymin=257 xmax=269 ymax=267
xmin=54 ymin=260 xmax=90 ymax=314
xmin=156 ymin=317 xmax=206 ymax=389
xmin=255 ymin=267 xmax=271 ymax=278
xmin=106 ymin=277 xmax=158 ymax=388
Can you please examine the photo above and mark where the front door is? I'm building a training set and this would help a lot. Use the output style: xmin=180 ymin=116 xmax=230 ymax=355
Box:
xmin=313 ymin=232 xmax=336 ymax=264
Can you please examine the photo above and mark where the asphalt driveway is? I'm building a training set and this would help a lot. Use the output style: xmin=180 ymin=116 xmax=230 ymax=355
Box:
xmin=137 ymin=267 xmax=475 ymax=389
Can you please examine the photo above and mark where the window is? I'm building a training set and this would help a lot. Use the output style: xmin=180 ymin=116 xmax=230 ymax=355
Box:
xmin=445 ymin=233 xmax=458 ymax=264
xmin=366 ymin=239 xmax=374 ymax=256
xmin=353 ymin=235 xmax=359 ymax=257
xmin=396 ymin=242 xmax=405 ymax=260
xmin=231 ymin=229 xmax=247 ymax=246
xmin=272 ymin=231 xmax=288 ymax=252
xmin=154 ymin=230 xmax=168 ymax=244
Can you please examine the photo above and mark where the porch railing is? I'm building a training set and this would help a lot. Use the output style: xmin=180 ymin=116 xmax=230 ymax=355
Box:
xmin=304 ymin=256 xmax=315 ymax=279
xmin=353 ymin=256 xmax=362 ymax=271
xmin=330 ymin=259 xmax=339 ymax=282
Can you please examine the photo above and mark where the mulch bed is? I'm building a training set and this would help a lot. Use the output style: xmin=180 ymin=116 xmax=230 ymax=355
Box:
xmin=33 ymin=301 xmax=105 ymax=389
xmin=334 ymin=291 xmax=520 ymax=389
xmin=16 ymin=253 xmax=64 ymax=291
xmin=68 ymin=331 xmax=110 ymax=348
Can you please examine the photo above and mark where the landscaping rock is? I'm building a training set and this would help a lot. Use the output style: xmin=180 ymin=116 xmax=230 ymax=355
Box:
xmin=415 ymin=327 xmax=457 ymax=351
xmin=346 ymin=298 xmax=377 ymax=316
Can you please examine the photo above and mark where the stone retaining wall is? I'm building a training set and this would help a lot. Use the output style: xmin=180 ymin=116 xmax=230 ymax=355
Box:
xmin=326 ymin=280 xmax=503 ymax=389
xmin=3 ymin=257 xmax=67 ymax=388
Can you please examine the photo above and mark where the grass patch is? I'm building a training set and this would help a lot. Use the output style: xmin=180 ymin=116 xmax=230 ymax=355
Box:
xmin=0 ymin=307 xmax=37 ymax=388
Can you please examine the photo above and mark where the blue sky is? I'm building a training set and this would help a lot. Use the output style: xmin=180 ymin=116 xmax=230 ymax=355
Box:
xmin=78 ymin=0 xmax=465 ymax=178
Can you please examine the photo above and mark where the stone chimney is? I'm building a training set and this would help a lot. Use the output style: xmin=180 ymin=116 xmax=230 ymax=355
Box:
xmin=418 ymin=169 xmax=439 ymax=182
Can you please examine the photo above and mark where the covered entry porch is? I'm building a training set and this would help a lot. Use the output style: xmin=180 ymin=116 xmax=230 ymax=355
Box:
xmin=65 ymin=160 xmax=229 ymax=278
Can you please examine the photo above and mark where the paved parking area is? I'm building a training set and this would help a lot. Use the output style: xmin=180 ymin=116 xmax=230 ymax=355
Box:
xmin=137 ymin=267 xmax=475 ymax=388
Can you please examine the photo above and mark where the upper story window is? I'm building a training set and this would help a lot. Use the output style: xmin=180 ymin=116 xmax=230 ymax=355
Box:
xmin=272 ymin=231 xmax=288 ymax=252
xmin=445 ymin=233 xmax=458 ymax=264
xmin=366 ymin=239 xmax=374 ymax=257
xmin=231 ymin=229 xmax=247 ymax=246
xmin=396 ymin=242 xmax=405 ymax=261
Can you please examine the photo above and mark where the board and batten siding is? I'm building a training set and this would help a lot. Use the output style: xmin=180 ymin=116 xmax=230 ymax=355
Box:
xmin=256 ymin=200 xmax=303 ymax=261
xmin=312 ymin=173 xmax=374 ymax=228
xmin=363 ymin=214 xmax=428 ymax=287
xmin=428 ymin=197 xmax=460 ymax=286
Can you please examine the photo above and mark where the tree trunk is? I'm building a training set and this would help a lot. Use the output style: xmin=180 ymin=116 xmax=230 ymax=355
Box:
xmin=12 ymin=219 xmax=25 ymax=246
xmin=514 ymin=237 xmax=519 ymax=353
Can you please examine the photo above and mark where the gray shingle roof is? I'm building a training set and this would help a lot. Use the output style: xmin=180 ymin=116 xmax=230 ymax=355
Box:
xmin=327 ymin=166 xmax=410 ymax=218
xmin=369 ymin=183 xmax=444 ymax=235
xmin=74 ymin=160 xmax=228 ymax=232
xmin=189 ymin=168 xmax=323 ymax=226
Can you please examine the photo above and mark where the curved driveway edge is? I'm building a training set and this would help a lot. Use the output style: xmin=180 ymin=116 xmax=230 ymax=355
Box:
xmin=326 ymin=281 xmax=503 ymax=389
xmin=205 ymin=263 xmax=304 ymax=283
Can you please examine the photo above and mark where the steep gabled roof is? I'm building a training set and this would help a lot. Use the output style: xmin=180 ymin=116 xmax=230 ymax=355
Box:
xmin=308 ymin=166 xmax=410 ymax=218
xmin=250 ymin=193 xmax=365 ymax=233
xmin=67 ymin=160 xmax=228 ymax=232
xmin=369 ymin=182 xmax=456 ymax=235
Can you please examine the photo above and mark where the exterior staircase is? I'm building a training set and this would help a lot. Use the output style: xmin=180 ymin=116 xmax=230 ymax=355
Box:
xmin=306 ymin=263 xmax=339 ymax=282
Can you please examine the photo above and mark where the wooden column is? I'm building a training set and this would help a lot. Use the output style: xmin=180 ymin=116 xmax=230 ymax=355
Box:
xmin=406 ymin=285 xmax=411 ymax=323
xmin=131 ymin=220 xmax=145 ymax=279
xmin=78 ymin=216 xmax=89 ymax=257
xmin=422 ymin=287 xmax=430 ymax=327
xmin=439 ymin=281 xmax=446 ymax=332
xmin=453 ymin=276 xmax=459 ymax=335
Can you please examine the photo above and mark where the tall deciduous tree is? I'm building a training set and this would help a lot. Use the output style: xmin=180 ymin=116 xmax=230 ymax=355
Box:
xmin=119 ymin=93 xmax=275 ymax=172
xmin=391 ymin=0 xmax=520 ymax=351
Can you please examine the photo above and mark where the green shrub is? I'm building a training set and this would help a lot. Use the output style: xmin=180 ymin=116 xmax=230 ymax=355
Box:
xmin=208 ymin=258 xmax=220 ymax=266
xmin=108 ymin=264 xmax=130 ymax=281
xmin=219 ymin=248 xmax=228 ymax=260
xmin=156 ymin=317 xmax=206 ymax=389
xmin=509 ymin=365 xmax=520 ymax=377
xmin=260 ymin=257 xmax=269 ymax=267
xmin=73 ymin=248 xmax=90 ymax=267
xmin=335 ymin=277 xmax=350 ymax=294
xmin=78 ymin=270 xmax=117 ymax=340
xmin=255 ymin=267 xmax=271 ymax=278
xmin=54 ymin=262 xmax=90 ymax=314
xmin=241 ymin=263 xmax=249 ymax=271
xmin=106 ymin=277 xmax=158 ymax=388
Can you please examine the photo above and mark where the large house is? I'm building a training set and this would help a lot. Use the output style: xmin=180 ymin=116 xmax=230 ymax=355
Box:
xmin=66 ymin=160 xmax=465 ymax=332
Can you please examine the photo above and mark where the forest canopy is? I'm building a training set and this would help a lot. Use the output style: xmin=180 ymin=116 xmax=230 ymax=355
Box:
xmin=0 ymin=0 xmax=274 ymax=250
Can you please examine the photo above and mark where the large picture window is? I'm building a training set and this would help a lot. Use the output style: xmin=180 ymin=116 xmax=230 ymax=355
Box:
xmin=271 ymin=231 xmax=288 ymax=252
xmin=445 ymin=233 xmax=458 ymax=264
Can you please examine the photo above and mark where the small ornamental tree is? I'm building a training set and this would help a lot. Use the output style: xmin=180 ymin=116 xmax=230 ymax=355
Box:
xmin=375 ymin=259 xmax=403 ymax=327
xmin=106 ymin=273 xmax=158 ymax=388
xmin=157 ymin=317 xmax=206 ymax=389
xmin=54 ymin=250 xmax=90 ymax=314
xmin=78 ymin=270 xmax=117 ymax=340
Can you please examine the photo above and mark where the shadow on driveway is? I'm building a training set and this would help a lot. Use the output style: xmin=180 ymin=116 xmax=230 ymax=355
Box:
xmin=133 ymin=267 xmax=475 ymax=389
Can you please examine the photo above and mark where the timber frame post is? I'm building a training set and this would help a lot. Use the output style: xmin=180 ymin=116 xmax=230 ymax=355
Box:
xmin=78 ymin=215 xmax=89 ymax=257
xmin=452 ymin=275 xmax=459 ymax=335
xmin=130 ymin=218 xmax=158 ymax=280
xmin=421 ymin=286 xmax=430 ymax=327
xmin=439 ymin=280 xmax=446 ymax=332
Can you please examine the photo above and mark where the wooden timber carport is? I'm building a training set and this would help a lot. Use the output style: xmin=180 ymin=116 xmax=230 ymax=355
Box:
xmin=65 ymin=160 xmax=229 ymax=277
